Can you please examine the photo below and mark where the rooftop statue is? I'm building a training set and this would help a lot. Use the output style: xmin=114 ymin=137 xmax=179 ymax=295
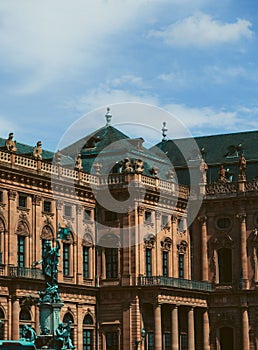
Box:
xmin=5 ymin=132 xmax=17 ymax=153
xmin=239 ymin=153 xmax=247 ymax=179
xmin=33 ymin=141 xmax=43 ymax=160
xmin=200 ymin=158 xmax=208 ymax=184
xmin=74 ymin=153 xmax=83 ymax=171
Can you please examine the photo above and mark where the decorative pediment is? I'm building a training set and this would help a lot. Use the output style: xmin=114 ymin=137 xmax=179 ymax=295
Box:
xmin=144 ymin=234 xmax=156 ymax=249
xmin=82 ymin=232 xmax=93 ymax=247
xmin=16 ymin=220 xmax=29 ymax=236
xmin=177 ymin=240 xmax=188 ymax=254
xmin=161 ymin=237 xmax=172 ymax=251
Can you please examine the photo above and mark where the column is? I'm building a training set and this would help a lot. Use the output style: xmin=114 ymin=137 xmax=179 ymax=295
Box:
xmin=242 ymin=307 xmax=250 ymax=350
xmin=188 ymin=307 xmax=195 ymax=350
xmin=171 ymin=306 xmax=179 ymax=350
xmin=171 ymin=215 xmax=178 ymax=277
xmin=12 ymin=297 xmax=20 ymax=340
xmin=203 ymin=309 xmax=210 ymax=350
xmin=237 ymin=213 xmax=249 ymax=289
xmin=198 ymin=216 xmax=209 ymax=281
xmin=154 ymin=303 xmax=162 ymax=350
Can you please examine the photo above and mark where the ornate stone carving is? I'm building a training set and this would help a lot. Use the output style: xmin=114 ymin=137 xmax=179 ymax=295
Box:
xmin=16 ymin=220 xmax=29 ymax=236
xmin=8 ymin=190 xmax=17 ymax=200
xmin=198 ymin=215 xmax=207 ymax=225
xmin=134 ymin=159 xmax=144 ymax=174
xmin=138 ymin=206 xmax=144 ymax=216
xmin=32 ymin=194 xmax=42 ymax=206
xmin=161 ymin=237 xmax=172 ymax=251
xmin=144 ymin=234 xmax=156 ymax=249
xmin=41 ymin=225 xmax=54 ymax=240
xmin=82 ymin=232 xmax=93 ymax=246
xmin=236 ymin=212 xmax=246 ymax=222
xmin=171 ymin=215 xmax=178 ymax=224
xmin=177 ymin=240 xmax=188 ymax=254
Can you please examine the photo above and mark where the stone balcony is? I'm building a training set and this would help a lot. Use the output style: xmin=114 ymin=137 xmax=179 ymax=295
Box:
xmin=138 ymin=276 xmax=213 ymax=292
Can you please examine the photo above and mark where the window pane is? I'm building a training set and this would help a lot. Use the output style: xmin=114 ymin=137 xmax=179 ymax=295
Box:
xmin=43 ymin=201 xmax=51 ymax=212
xmin=146 ymin=249 xmax=152 ymax=277
xmin=83 ymin=247 xmax=89 ymax=278
xmin=17 ymin=236 xmax=25 ymax=267
xmin=106 ymin=332 xmax=118 ymax=350
xmin=163 ymin=251 xmax=168 ymax=277
xmin=106 ymin=248 xmax=118 ymax=278
xmin=83 ymin=329 xmax=93 ymax=350
xmin=178 ymin=254 xmax=184 ymax=279
xmin=63 ymin=243 xmax=70 ymax=276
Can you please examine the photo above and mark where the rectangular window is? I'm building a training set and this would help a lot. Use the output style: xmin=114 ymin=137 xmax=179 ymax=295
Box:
xmin=164 ymin=333 xmax=171 ymax=350
xmin=83 ymin=329 xmax=93 ymax=350
xmin=146 ymin=249 xmax=152 ymax=277
xmin=145 ymin=211 xmax=152 ymax=222
xmin=178 ymin=254 xmax=184 ymax=279
xmin=162 ymin=215 xmax=168 ymax=227
xmin=63 ymin=243 xmax=70 ymax=276
xmin=43 ymin=200 xmax=51 ymax=213
xmin=18 ymin=194 xmax=27 ymax=208
xmin=180 ymin=333 xmax=188 ymax=350
xmin=147 ymin=332 xmax=154 ymax=350
xmin=0 ymin=191 xmax=3 ymax=203
xmin=106 ymin=248 xmax=118 ymax=278
xmin=106 ymin=332 xmax=118 ymax=350
xmin=83 ymin=247 xmax=89 ymax=279
xmin=64 ymin=205 xmax=72 ymax=217
xmin=17 ymin=236 xmax=25 ymax=267
xmin=162 ymin=251 xmax=168 ymax=277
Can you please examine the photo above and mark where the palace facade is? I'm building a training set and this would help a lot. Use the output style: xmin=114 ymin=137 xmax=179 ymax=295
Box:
xmin=0 ymin=112 xmax=257 ymax=350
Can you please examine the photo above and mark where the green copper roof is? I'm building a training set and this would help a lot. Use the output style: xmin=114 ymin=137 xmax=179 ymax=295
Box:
xmin=155 ymin=129 xmax=258 ymax=183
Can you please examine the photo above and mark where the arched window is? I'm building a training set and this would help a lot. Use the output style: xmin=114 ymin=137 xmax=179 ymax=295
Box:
xmin=83 ymin=314 xmax=94 ymax=350
xmin=218 ymin=248 xmax=232 ymax=283
xmin=0 ymin=308 xmax=5 ymax=339
xmin=16 ymin=220 xmax=29 ymax=268
xmin=63 ymin=313 xmax=74 ymax=346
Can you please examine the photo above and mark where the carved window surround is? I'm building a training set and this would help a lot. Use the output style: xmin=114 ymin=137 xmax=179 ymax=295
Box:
xmin=176 ymin=240 xmax=188 ymax=254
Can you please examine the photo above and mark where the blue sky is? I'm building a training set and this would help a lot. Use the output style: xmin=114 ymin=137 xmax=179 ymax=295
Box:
xmin=0 ymin=0 xmax=258 ymax=151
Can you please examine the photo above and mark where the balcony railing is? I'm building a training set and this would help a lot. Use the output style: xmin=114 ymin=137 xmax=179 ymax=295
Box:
xmin=138 ymin=276 xmax=212 ymax=292
xmin=9 ymin=266 xmax=44 ymax=280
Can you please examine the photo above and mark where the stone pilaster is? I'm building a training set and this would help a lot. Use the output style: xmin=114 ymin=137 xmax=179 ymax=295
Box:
xmin=237 ymin=212 xmax=249 ymax=289
xmin=188 ymin=307 xmax=195 ymax=350
xmin=12 ymin=297 xmax=20 ymax=340
xmin=203 ymin=309 xmax=210 ymax=350
xmin=198 ymin=216 xmax=209 ymax=282
xmin=154 ymin=303 xmax=162 ymax=350
xmin=171 ymin=306 xmax=179 ymax=350
xmin=242 ymin=307 xmax=250 ymax=350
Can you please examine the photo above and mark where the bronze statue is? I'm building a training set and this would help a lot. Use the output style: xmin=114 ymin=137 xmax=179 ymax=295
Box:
xmin=33 ymin=238 xmax=60 ymax=286
xmin=239 ymin=154 xmax=247 ymax=179
xmin=21 ymin=324 xmax=37 ymax=342
xmin=55 ymin=321 xmax=75 ymax=349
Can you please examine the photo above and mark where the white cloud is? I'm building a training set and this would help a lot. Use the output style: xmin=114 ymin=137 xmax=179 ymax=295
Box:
xmin=148 ymin=12 xmax=254 ymax=48
xmin=204 ymin=65 xmax=258 ymax=84
xmin=0 ymin=0 xmax=155 ymax=93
